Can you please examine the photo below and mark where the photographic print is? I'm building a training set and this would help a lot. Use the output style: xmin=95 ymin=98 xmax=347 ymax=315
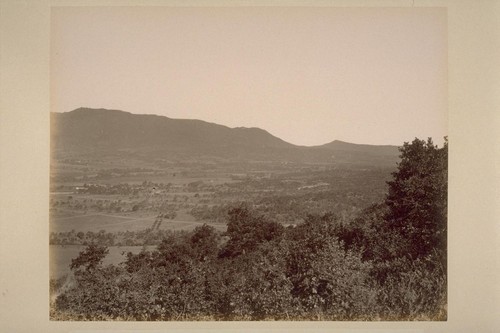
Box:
xmin=49 ymin=6 xmax=448 ymax=321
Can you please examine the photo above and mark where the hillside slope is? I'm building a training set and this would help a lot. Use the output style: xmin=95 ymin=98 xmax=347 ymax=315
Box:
xmin=51 ymin=108 xmax=400 ymax=166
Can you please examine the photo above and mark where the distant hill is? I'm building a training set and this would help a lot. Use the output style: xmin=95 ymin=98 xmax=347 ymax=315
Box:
xmin=51 ymin=108 xmax=401 ymax=166
xmin=51 ymin=107 xmax=293 ymax=150
xmin=317 ymin=140 xmax=399 ymax=156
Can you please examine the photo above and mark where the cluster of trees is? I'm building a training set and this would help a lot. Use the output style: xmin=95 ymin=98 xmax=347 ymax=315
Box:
xmin=50 ymin=229 xmax=185 ymax=246
xmin=79 ymin=184 xmax=140 ymax=196
xmin=50 ymin=197 xmax=129 ymax=213
xmin=191 ymin=188 xmax=382 ymax=226
xmin=50 ymin=230 xmax=116 ymax=246
xmin=51 ymin=138 xmax=447 ymax=321
xmin=205 ymin=167 xmax=392 ymax=224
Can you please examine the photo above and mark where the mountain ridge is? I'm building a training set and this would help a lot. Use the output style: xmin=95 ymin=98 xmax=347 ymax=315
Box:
xmin=51 ymin=108 xmax=401 ymax=166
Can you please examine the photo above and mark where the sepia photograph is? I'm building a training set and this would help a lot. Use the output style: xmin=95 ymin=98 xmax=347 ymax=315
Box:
xmin=48 ymin=6 xmax=448 ymax=321
xmin=49 ymin=7 xmax=448 ymax=321
xmin=1 ymin=1 xmax=499 ymax=331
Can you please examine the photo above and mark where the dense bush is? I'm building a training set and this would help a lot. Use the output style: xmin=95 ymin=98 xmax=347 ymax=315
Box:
xmin=219 ymin=205 xmax=285 ymax=258
xmin=385 ymin=138 xmax=448 ymax=261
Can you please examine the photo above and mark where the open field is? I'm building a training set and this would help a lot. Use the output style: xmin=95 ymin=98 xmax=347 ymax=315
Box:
xmin=50 ymin=213 xmax=227 ymax=233
xmin=157 ymin=219 xmax=226 ymax=231
xmin=50 ymin=245 xmax=154 ymax=278
xmin=50 ymin=214 xmax=155 ymax=233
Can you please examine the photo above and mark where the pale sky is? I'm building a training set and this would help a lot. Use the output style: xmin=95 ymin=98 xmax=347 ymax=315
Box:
xmin=51 ymin=7 xmax=447 ymax=146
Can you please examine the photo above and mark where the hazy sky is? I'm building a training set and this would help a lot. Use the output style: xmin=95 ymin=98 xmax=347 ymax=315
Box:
xmin=51 ymin=7 xmax=447 ymax=146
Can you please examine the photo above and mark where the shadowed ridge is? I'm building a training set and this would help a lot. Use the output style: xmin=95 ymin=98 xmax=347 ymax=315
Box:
xmin=51 ymin=107 xmax=400 ymax=166
xmin=51 ymin=107 xmax=294 ymax=152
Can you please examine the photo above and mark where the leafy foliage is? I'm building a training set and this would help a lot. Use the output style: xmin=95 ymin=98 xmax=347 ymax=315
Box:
xmin=385 ymin=138 xmax=447 ymax=260
xmin=283 ymin=214 xmax=374 ymax=319
xmin=70 ymin=244 xmax=109 ymax=271
xmin=219 ymin=205 xmax=284 ymax=258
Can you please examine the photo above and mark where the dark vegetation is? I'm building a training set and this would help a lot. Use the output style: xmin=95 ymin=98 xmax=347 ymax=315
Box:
xmin=50 ymin=138 xmax=447 ymax=321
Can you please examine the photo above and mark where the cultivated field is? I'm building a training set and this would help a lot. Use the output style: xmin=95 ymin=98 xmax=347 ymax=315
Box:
xmin=50 ymin=214 xmax=155 ymax=233
xmin=50 ymin=212 xmax=228 ymax=232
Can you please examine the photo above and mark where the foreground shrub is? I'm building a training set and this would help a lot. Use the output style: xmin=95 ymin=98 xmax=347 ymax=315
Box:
xmin=216 ymin=242 xmax=297 ymax=320
xmin=374 ymin=255 xmax=447 ymax=320
xmin=55 ymin=265 xmax=124 ymax=320
xmin=283 ymin=214 xmax=376 ymax=320
xmin=219 ymin=205 xmax=284 ymax=258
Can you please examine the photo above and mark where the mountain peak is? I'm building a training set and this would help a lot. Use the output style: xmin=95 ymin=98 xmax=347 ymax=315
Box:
xmin=319 ymin=139 xmax=399 ymax=155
